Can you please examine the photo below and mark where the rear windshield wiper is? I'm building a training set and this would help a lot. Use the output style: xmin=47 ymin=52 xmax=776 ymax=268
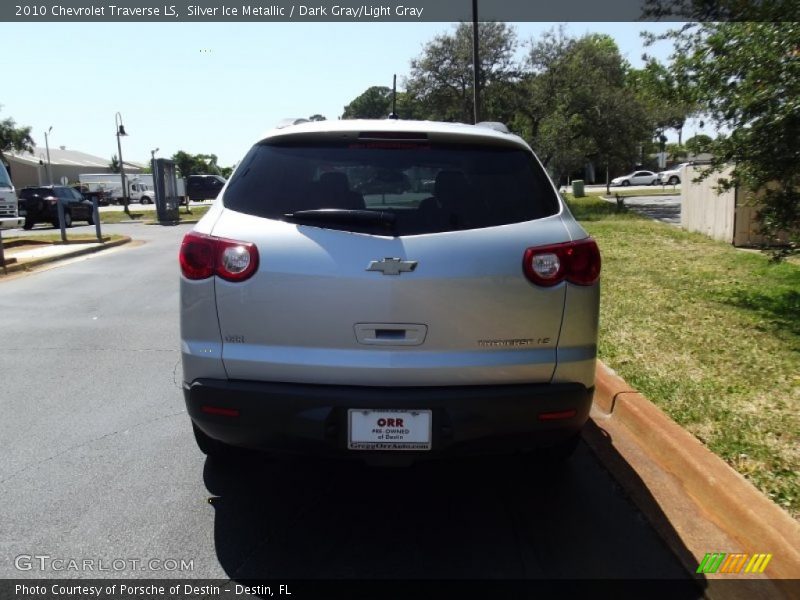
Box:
xmin=283 ymin=209 xmax=396 ymax=233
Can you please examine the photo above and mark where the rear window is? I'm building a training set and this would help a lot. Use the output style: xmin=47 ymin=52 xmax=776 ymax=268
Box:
xmin=20 ymin=188 xmax=53 ymax=198
xmin=223 ymin=141 xmax=560 ymax=235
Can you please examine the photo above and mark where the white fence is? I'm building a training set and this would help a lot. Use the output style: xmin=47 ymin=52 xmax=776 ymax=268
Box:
xmin=680 ymin=165 xmax=780 ymax=247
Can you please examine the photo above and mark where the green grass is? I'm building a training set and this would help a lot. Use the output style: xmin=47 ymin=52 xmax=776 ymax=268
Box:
xmin=99 ymin=206 xmax=209 ymax=224
xmin=568 ymin=195 xmax=799 ymax=516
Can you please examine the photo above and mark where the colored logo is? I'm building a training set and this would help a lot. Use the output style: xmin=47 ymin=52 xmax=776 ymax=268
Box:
xmin=696 ymin=552 xmax=772 ymax=574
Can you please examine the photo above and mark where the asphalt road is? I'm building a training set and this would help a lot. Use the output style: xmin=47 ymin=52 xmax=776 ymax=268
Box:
xmin=0 ymin=222 xmax=691 ymax=581
xmin=604 ymin=194 xmax=682 ymax=225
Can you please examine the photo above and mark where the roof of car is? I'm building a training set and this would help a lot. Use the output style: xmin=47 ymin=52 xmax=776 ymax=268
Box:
xmin=257 ymin=119 xmax=531 ymax=150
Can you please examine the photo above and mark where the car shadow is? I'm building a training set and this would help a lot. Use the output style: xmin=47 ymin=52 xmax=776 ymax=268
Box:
xmin=203 ymin=434 xmax=707 ymax=591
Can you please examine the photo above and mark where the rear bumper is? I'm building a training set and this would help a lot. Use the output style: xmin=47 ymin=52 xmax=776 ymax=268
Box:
xmin=184 ymin=379 xmax=593 ymax=460
xmin=0 ymin=216 xmax=24 ymax=230
xmin=17 ymin=204 xmax=52 ymax=222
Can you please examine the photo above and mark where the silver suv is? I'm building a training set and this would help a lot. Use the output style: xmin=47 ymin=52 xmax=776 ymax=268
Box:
xmin=179 ymin=119 xmax=600 ymax=464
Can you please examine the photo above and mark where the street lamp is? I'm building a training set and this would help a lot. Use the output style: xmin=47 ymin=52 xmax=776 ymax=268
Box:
xmin=115 ymin=112 xmax=129 ymax=213
xmin=150 ymin=147 xmax=159 ymax=161
xmin=44 ymin=126 xmax=53 ymax=185
xmin=37 ymin=153 xmax=46 ymax=185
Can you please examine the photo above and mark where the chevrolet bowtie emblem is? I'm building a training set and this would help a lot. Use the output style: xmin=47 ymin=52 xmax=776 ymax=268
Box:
xmin=366 ymin=258 xmax=418 ymax=276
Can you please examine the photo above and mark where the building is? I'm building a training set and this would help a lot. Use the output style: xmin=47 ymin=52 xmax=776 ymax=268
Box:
xmin=4 ymin=146 xmax=144 ymax=189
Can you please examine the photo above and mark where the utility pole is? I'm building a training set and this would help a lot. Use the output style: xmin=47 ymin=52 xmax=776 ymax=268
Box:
xmin=115 ymin=112 xmax=129 ymax=216
xmin=472 ymin=0 xmax=480 ymax=124
xmin=44 ymin=126 xmax=53 ymax=185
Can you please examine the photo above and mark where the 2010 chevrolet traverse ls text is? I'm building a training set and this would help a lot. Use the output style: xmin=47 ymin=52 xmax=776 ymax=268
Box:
xmin=179 ymin=119 xmax=600 ymax=464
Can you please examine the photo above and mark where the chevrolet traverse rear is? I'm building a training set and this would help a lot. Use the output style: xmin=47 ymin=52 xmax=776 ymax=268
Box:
xmin=180 ymin=119 xmax=600 ymax=463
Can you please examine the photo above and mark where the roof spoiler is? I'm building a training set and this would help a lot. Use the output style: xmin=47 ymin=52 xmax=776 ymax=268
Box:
xmin=274 ymin=118 xmax=310 ymax=129
xmin=475 ymin=121 xmax=510 ymax=134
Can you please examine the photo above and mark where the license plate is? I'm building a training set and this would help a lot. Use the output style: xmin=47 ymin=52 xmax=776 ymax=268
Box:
xmin=348 ymin=409 xmax=432 ymax=451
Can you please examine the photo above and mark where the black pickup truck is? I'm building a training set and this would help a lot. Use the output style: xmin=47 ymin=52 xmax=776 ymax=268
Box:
xmin=186 ymin=174 xmax=226 ymax=202
xmin=73 ymin=185 xmax=111 ymax=206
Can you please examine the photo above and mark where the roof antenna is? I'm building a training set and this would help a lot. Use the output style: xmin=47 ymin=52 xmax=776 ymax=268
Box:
xmin=388 ymin=74 xmax=399 ymax=120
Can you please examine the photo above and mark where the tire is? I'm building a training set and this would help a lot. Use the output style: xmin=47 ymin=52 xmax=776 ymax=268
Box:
xmin=668 ymin=176 xmax=680 ymax=185
xmin=141 ymin=196 xmax=151 ymax=205
xmin=621 ymin=180 xmax=630 ymax=187
xmin=63 ymin=211 xmax=72 ymax=228
xmin=23 ymin=218 xmax=34 ymax=230
xmin=87 ymin=212 xmax=94 ymax=225
xmin=192 ymin=422 xmax=238 ymax=460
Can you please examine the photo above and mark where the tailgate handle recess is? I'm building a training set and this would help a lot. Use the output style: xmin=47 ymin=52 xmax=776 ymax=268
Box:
xmin=354 ymin=323 xmax=428 ymax=346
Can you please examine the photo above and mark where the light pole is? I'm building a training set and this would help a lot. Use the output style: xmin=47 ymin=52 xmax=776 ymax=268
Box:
xmin=115 ymin=112 xmax=129 ymax=214
xmin=44 ymin=126 xmax=53 ymax=184
xmin=37 ymin=153 xmax=46 ymax=185
xmin=150 ymin=147 xmax=159 ymax=180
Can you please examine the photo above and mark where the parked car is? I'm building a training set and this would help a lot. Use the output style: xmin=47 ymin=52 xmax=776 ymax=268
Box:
xmin=656 ymin=163 xmax=690 ymax=185
xmin=185 ymin=174 xmax=226 ymax=202
xmin=18 ymin=186 xmax=95 ymax=229
xmin=610 ymin=170 xmax=658 ymax=186
xmin=180 ymin=119 xmax=601 ymax=465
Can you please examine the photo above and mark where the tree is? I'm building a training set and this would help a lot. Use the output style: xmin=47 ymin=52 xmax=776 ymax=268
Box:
xmin=0 ymin=108 xmax=34 ymax=168
xmin=171 ymin=151 xmax=221 ymax=177
xmin=308 ymin=114 xmax=326 ymax=121
xmin=642 ymin=0 xmax=789 ymax=21
xmin=514 ymin=29 xmax=651 ymax=188
xmin=109 ymin=154 xmax=121 ymax=173
xmin=406 ymin=22 xmax=519 ymax=123
xmin=666 ymin=143 xmax=688 ymax=162
xmin=662 ymin=22 xmax=800 ymax=257
xmin=342 ymin=86 xmax=393 ymax=119
xmin=684 ymin=134 xmax=712 ymax=157
xmin=628 ymin=59 xmax=696 ymax=145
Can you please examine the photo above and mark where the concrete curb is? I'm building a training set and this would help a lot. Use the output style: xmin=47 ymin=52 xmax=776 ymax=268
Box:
xmin=591 ymin=360 xmax=800 ymax=583
xmin=1 ymin=236 xmax=132 ymax=275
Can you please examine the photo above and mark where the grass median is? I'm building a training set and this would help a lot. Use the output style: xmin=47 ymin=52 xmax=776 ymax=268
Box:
xmin=3 ymin=233 xmax=126 ymax=245
xmin=568 ymin=195 xmax=799 ymax=516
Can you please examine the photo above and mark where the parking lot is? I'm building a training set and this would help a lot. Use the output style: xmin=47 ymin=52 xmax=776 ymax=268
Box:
xmin=0 ymin=222 xmax=693 ymax=581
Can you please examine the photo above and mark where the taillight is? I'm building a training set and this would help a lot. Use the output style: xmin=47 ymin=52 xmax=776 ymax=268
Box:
xmin=179 ymin=231 xmax=259 ymax=282
xmin=523 ymin=238 xmax=601 ymax=287
xmin=45 ymin=196 xmax=58 ymax=205
xmin=179 ymin=232 xmax=215 ymax=279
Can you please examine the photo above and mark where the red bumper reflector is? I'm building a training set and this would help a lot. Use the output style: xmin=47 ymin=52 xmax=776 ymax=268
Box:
xmin=201 ymin=406 xmax=240 ymax=417
xmin=538 ymin=409 xmax=577 ymax=421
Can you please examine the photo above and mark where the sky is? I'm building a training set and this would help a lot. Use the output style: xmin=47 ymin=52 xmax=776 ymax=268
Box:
xmin=2 ymin=21 xmax=686 ymax=168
